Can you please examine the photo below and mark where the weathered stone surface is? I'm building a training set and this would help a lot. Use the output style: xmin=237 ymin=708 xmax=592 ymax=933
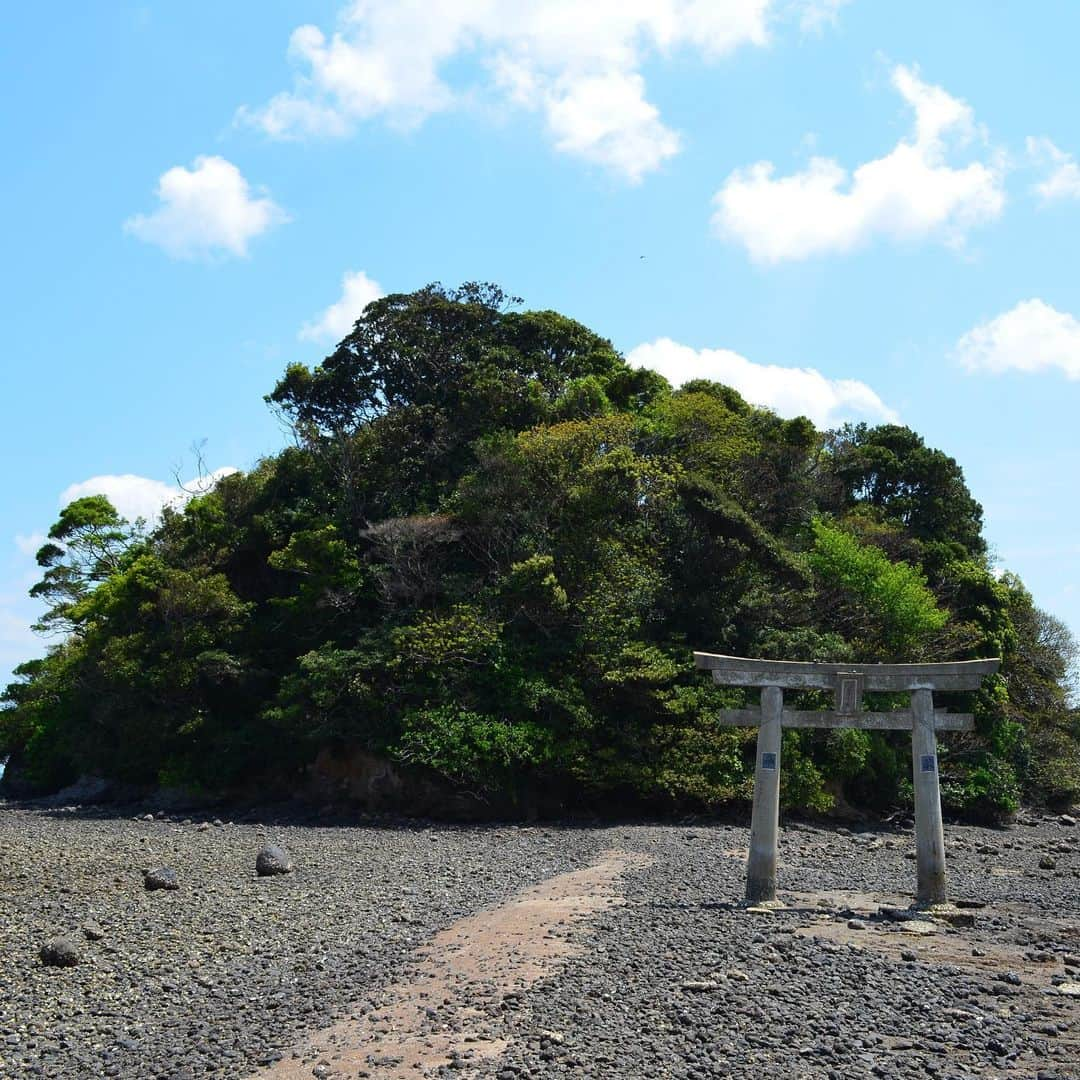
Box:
xmin=900 ymin=920 xmax=938 ymax=935
xmin=255 ymin=844 xmax=294 ymax=877
xmin=937 ymin=910 xmax=976 ymax=928
xmin=143 ymin=867 xmax=179 ymax=891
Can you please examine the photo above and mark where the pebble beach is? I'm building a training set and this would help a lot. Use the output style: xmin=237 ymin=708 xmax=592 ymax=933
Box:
xmin=1 ymin=800 xmax=1077 ymax=1079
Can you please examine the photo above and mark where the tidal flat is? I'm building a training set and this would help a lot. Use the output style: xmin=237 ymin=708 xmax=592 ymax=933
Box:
xmin=0 ymin=801 xmax=1077 ymax=1079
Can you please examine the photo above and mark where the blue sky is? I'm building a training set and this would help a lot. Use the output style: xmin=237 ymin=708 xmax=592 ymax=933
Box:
xmin=3 ymin=1 xmax=1080 ymax=684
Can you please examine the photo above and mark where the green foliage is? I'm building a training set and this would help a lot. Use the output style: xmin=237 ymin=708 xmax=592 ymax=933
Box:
xmin=3 ymin=282 xmax=1074 ymax=820
xmin=941 ymin=754 xmax=1021 ymax=820
xmin=808 ymin=519 xmax=947 ymax=654
xmin=779 ymin=730 xmax=834 ymax=814
xmin=396 ymin=707 xmax=556 ymax=791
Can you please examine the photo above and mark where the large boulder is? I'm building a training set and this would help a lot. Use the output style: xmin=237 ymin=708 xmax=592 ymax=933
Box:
xmin=255 ymin=844 xmax=294 ymax=877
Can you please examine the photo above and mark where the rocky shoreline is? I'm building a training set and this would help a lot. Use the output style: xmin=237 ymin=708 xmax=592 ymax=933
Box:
xmin=0 ymin=800 xmax=1076 ymax=1078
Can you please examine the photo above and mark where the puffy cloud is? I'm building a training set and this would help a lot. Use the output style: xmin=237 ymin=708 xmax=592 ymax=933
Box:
xmin=955 ymin=299 xmax=1080 ymax=380
xmin=124 ymin=156 xmax=289 ymax=259
xmin=628 ymin=337 xmax=898 ymax=427
xmin=541 ymin=70 xmax=681 ymax=181
xmin=1027 ymin=136 xmax=1080 ymax=203
xmin=238 ymin=0 xmax=778 ymax=181
xmin=299 ymin=269 xmax=385 ymax=343
xmin=712 ymin=64 xmax=1005 ymax=262
xmin=59 ymin=468 xmax=239 ymax=524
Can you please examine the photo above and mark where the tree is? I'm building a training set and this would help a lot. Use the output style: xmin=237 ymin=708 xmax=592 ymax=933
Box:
xmin=267 ymin=282 xmax=664 ymax=526
xmin=825 ymin=423 xmax=986 ymax=559
xmin=30 ymin=496 xmax=143 ymax=636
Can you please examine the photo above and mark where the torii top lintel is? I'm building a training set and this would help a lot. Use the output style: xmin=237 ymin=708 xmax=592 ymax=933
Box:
xmin=693 ymin=654 xmax=1000 ymax=693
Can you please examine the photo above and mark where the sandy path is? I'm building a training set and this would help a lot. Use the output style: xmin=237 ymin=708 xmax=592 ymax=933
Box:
xmin=256 ymin=848 xmax=650 ymax=1079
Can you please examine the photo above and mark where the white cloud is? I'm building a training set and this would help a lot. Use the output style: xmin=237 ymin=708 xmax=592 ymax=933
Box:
xmin=238 ymin=0 xmax=777 ymax=181
xmin=794 ymin=0 xmax=852 ymax=33
xmin=712 ymin=64 xmax=1005 ymax=262
xmin=124 ymin=156 xmax=289 ymax=259
xmin=628 ymin=337 xmax=898 ymax=427
xmin=542 ymin=70 xmax=681 ymax=181
xmin=59 ymin=468 xmax=239 ymax=524
xmin=955 ymin=299 xmax=1080 ymax=380
xmin=1027 ymin=136 xmax=1080 ymax=203
xmin=300 ymin=269 xmax=385 ymax=343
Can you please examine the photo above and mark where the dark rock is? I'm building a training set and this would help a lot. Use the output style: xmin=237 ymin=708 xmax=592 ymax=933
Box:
xmin=256 ymin=844 xmax=294 ymax=877
xmin=48 ymin=775 xmax=111 ymax=805
xmin=40 ymin=937 xmax=80 ymax=967
xmin=144 ymin=867 xmax=179 ymax=891
xmin=937 ymin=911 xmax=975 ymax=928
xmin=878 ymin=906 xmax=915 ymax=923
xmin=82 ymin=921 xmax=106 ymax=941
xmin=1039 ymin=855 xmax=1057 ymax=869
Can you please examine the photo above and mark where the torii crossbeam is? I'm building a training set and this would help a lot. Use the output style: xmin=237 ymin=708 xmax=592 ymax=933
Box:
xmin=693 ymin=654 xmax=1001 ymax=905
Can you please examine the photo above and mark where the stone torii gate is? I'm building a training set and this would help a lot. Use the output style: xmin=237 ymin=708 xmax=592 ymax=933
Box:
xmin=693 ymin=654 xmax=1000 ymax=906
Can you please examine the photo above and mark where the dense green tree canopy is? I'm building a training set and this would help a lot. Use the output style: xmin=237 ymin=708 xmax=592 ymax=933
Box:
xmin=3 ymin=283 xmax=1076 ymax=817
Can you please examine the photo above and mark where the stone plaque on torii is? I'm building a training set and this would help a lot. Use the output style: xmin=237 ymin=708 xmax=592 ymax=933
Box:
xmin=693 ymin=654 xmax=1001 ymax=906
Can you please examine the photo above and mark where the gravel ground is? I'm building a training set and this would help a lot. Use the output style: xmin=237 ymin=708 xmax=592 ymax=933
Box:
xmin=0 ymin=800 xmax=1077 ymax=1079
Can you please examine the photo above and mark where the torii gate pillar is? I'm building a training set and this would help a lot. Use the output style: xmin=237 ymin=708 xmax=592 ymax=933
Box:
xmin=910 ymin=687 xmax=946 ymax=903
xmin=694 ymin=654 xmax=1000 ymax=906
xmin=746 ymin=685 xmax=782 ymax=904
